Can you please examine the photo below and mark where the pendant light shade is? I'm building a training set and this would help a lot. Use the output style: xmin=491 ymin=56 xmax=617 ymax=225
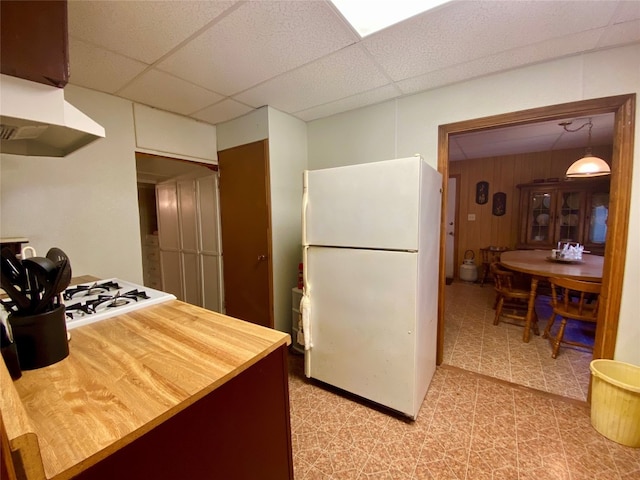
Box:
xmin=561 ymin=118 xmax=610 ymax=178
xmin=566 ymin=153 xmax=611 ymax=178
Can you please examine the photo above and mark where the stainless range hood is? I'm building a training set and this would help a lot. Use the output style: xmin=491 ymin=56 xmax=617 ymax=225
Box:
xmin=0 ymin=74 xmax=105 ymax=157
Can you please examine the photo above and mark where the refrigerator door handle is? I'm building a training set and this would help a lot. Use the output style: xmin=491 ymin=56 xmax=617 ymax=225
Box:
xmin=302 ymin=170 xmax=309 ymax=246
xmin=302 ymin=245 xmax=313 ymax=377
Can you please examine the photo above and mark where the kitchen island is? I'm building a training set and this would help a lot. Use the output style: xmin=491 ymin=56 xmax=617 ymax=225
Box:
xmin=0 ymin=288 xmax=293 ymax=480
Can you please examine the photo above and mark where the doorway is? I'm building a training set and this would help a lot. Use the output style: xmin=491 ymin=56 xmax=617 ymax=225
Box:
xmin=135 ymin=152 xmax=218 ymax=306
xmin=436 ymin=95 xmax=636 ymax=391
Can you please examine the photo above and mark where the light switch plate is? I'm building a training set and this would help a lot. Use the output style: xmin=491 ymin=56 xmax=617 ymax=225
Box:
xmin=468 ymin=214 xmax=476 ymax=221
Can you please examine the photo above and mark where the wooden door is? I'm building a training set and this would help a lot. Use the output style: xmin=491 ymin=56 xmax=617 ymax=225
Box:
xmin=218 ymin=140 xmax=273 ymax=328
xmin=445 ymin=176 xmax=458 ymax=280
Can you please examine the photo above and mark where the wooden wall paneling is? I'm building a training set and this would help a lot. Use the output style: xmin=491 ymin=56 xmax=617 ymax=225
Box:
xmin=448 ymin=145 xmax=613 ymax=272
xmin=480 ymin=158 xmax=494 ymax=249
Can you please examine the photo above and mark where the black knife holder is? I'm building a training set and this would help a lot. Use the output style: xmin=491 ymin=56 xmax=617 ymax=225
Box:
xmin=9 ymin=305 xmax=69 ymax=370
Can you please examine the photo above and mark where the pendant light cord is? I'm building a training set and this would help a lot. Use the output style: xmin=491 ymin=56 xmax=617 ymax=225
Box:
xmin=560 ymin=118 xmax=594 ymax=154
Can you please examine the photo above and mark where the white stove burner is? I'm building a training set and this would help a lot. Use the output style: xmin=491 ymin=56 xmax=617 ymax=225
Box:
xmin=64 ymin=278 xmax=176 ymax=330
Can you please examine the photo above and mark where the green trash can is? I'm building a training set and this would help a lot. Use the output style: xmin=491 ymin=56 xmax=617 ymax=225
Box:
xmin=589 ymin=359 xmax=640 ymax=447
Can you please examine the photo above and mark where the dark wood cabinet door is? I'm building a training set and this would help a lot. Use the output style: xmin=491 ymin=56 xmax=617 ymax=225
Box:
xmin=1 ymin=1 xmax=69 ymax=87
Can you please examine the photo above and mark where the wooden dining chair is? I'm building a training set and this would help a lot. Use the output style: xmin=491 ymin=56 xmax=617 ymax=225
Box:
xmin=490 ymin=262 xmax=539 ymax=336
xmin=479 ymin=247 xmax=509 ymax=286
xmin=543 ymin=277 xmax=601 ymax=359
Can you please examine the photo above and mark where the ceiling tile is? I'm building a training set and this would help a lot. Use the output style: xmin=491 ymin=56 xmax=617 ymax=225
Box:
xmin=63 ymin=0 xmax=628 ymax=160
xmin=448 ymin=138 xmax=465 ymax=161
xmin=596 ymin=19 xmax=640 ymax=48
xmin=458 ymin=133 xmax=562 ymax=159
xmin=450 ymin=113 xmax=614 ymax=161
xmin=156 ymin=1 xmax=358 ymax=96
xmin=363 ymin=0 xmax=619 ymax=81
xmin=396 ymin=29 xmax=603 ymax=96
xmin=294 ymin=84 xmax=400 ymax=122
xmin=118 ymin=70 xmax=224 ymax=115
xmin=68 ymin=0 xmax=237 ymax=64
xmin=191 ymin=99 xmax=254 ymax=125
xmin=234 ymin=45 xmax=390 ymax=113
xmin=68 ymin=39 xmax=148 ymax=94
xmin=611 ymin=1 xmax=640 ymax=22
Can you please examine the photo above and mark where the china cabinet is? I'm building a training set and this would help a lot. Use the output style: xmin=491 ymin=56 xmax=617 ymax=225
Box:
xmin=516 ymin=178 xmax=609 ymax=254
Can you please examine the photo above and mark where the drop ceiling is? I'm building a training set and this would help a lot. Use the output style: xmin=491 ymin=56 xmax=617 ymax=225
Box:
xmin=67 ymin=1 xmax=639 ymax=158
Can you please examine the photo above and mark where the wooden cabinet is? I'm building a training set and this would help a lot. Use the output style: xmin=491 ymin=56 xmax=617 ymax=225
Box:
xmin=73 ymin=346 xmax=294 ymax=480
xmin=0 ymin=1 xmax=69 ymax=87
xmin=133 ymin=104 xmax=218 ymax=163
xmin=1 ymin=300 xmax=294 ymax=480
xmin=517 ymin=179 xmax=609 ymax=254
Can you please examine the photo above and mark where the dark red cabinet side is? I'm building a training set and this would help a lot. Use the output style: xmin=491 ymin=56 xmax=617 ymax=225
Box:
xmin=73 ymin=346 xmax=294 ymax=480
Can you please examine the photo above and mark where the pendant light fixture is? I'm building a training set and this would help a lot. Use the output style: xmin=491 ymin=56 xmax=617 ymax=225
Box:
xmin=560 ymin=118 xmax=611 ymax=178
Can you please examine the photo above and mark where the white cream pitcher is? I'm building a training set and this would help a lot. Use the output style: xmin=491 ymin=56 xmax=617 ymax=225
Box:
xmin=20 ymin=246 xmax=36 ymax=259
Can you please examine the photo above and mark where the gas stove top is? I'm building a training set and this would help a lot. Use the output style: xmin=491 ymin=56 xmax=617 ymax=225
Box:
xmin=63 ymin=278 xmax=176 ymax=330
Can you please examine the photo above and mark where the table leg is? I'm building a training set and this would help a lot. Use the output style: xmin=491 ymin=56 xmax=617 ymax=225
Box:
xmin=480 ymin=262 xmax=489 ymax=286
xmin=523 ymin=277 xmax=539 ymax=343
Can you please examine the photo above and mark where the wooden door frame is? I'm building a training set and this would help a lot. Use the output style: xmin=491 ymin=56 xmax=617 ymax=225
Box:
xmin=436 ymin=94 xmax=636 ymax=365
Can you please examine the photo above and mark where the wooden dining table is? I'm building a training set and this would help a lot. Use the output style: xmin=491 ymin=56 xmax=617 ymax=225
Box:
xmin=500 ymin=249 xmax=604 ymax=342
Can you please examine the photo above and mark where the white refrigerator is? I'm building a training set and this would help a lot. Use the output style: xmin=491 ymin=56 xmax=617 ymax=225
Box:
xmin=301 ymin=156 xmax=442 ymax=419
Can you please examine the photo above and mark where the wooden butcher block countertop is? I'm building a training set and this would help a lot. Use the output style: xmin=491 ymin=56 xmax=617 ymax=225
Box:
xmin=1 ymin=282 xmax=290 ymax=480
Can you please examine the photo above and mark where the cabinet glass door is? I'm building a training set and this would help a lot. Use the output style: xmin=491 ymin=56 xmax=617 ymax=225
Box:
xmin=557 ymin=191 xmax=583 ymax=243
xmin=588 ymin=192 xmax=609 ymax=245
xmin=528 ymin=192 xmax=552 ymax=243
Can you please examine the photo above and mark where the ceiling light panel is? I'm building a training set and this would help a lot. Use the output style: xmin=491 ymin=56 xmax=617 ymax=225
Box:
xmin=331 ymin=0 xmax=450 ymax=37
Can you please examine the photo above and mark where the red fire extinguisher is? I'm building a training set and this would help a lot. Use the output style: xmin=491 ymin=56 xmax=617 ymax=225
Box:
xmin=297 ymin=263 xmax=304 ymax=289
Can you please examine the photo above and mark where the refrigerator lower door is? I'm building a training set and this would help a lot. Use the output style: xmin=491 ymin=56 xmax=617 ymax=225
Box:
xmin=305 ymin=246 xmax=422 ymax=418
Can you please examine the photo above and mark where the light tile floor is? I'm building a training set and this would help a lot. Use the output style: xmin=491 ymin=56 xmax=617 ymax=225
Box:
xmin=443 ymin=281 xmax=593 ymax=401
xmin=288 ymin=356 xmax=640 ymax=479
xmin=288 ymin=280 xmax=640 ymax=479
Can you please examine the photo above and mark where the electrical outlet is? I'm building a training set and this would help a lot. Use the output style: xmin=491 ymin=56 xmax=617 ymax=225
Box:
xmin=468 ymin=214 xmax=476 ymax=221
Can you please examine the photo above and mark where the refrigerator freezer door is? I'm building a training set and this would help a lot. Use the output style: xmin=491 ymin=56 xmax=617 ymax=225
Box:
xmin=305 ymin=246 xmax=419 ymax=417
xmin=305 ymin=157 xmax=421 ymax=251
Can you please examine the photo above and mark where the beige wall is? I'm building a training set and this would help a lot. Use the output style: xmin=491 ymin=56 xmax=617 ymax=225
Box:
xmin=449 ymin=145 xmax=612 ymax=272
xmin=0 ymin=86 xmax=143 ymax=282
xmin=307 ymin=44 xmax=640 ymax=364
xmin=0 ymin=85 xmax=219 ymax=284
xmin=267 ymin=108 xmax=308 ymax=334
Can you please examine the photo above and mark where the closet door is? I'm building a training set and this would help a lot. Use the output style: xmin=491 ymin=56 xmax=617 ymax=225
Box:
xmin=157 ymin=175 xmax=223 ymax=312
xmin=178 ymin=179 xmax=201 ymax=307
xmin=156 ymin=183 xmax=182 ymax=300
xmin=197 ymin=175 xmax=223 ymax=312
